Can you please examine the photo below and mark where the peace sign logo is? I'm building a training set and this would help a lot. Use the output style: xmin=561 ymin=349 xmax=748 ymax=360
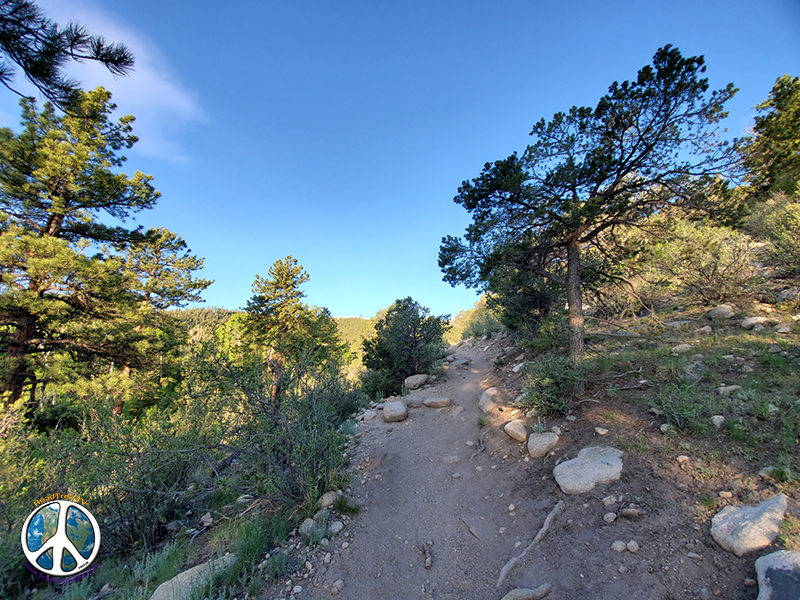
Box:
xmin=21 ymin=500 xmax=101 ymax=577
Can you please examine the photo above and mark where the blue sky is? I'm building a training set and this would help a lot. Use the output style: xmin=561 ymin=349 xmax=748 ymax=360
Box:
xmin=1 ymin=0 xmax=798 ymax=318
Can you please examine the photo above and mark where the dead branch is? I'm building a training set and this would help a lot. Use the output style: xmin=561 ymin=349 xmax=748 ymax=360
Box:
xmin=460 ymin=516 xmax=483 ymax=540
xmin=496 ymin=500 xmax=565 ymax=589
xmin=469 ymin=437 xmax=486 ymax=460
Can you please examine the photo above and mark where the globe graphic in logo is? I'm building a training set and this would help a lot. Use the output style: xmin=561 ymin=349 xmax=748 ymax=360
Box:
xmin=22 ymin=500 xmax=101 ymax=576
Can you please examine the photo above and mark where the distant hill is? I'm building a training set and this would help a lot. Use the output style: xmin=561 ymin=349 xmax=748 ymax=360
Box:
xmin=334 ymin=316 xmax=375 ymax=358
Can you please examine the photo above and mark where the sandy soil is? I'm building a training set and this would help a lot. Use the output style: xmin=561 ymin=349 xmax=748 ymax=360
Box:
xmin=261 ymin=338 xmax=774 ymax=600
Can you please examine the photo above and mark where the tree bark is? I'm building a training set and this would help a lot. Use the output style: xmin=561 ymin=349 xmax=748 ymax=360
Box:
xmin=565 ymin=239 xmax=585 ymax=395
xmin=1 ymin=314 xmax=37 ymax=405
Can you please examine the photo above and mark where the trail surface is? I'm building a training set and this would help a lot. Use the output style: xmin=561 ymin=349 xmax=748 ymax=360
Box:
xmin=269 ymin=340 xmax=756 ymax=600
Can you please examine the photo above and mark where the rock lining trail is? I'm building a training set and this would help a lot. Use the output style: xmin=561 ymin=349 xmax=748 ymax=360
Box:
xmin=263 ymin=338 xmax=780 ymax=600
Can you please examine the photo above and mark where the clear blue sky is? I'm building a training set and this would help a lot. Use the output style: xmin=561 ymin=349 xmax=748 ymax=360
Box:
xmin=1 ymin=0 xmax=798 ymax=318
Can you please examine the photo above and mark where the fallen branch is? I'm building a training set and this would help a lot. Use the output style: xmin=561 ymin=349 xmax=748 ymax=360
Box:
xmin=469 ymin=437 xmax=486 ymax=460
xmin=460 ymin=516 xmax=483 ymax=540
xmin=496 ymin=500 xmax=565 ymax=589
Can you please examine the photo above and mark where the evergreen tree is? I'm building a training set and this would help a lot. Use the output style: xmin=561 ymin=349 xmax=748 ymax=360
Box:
xmin=0 ymin=0 xmax=134 ymax=107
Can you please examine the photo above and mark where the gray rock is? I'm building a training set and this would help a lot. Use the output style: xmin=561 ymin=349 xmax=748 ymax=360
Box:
xmin=694 ymin=325 xmax=713 ymax=336
xmin=611 ymin=540 xmax=627 ymax=552
xmin=500 ymin=585 xmax=552 ymax=600
xmin=553 ymin=446 xmax=623 ymax=494
xmin=423 ymin=397 xmax=452 ymax=408
xmin=742 ymin=316 xmax=769 ymax=329
xmin=603 ymin=512 xmax=617 ymax=524
xmin=777 ymin=287 xmax=800 ymax=303
xmin=717 ymin=385 xmax=742 ymax=397
xmin=362 ymin=409 xmax=378 ymax=420
xmin=710 ymin=494 xmax=787 ymax=557
xmin=503 ymin=419 xmax=528 ymax=442
xmin=319 ymin=491 xmax=339 ymax=509
xmin=478 ymin=387 xmax=500 ymax=413
xmin=528 ymin=432 xmax=559 ymax=459
xmin=403 ymin=397 xmax=423 ymax=408
xmin=672 ymin=343 xmax=694 ymax=354
xmin=404 ymin=374 xmax=429 ymax=390
xmin=313 ymin=509 xmax=330 ymax=524
xmin=382 ymin=400 xmax=408 ymax=422
xmin=755 ymin=550 xmax=800 ymax=600
xmin=706 ymin=304 xmax=736 ymax=319
xmin=329 ymin=520 xmax=344 ymax=534
xmin=300 ymin=518 xmax=319 ymax=537
xmin=666 ymin=321 xmax=693 ymax=328
xmin=710 ymin=415 xmax=725 ymax=428
xmin=150 ymin=553 xmax=235 ymax=600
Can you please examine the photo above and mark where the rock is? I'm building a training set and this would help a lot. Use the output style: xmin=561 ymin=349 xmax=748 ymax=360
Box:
xmin=329 ymin=521 xmax=344 ymax=534
xmin=423 ymin=397 xmax=452 ymax=408
xmin=478 ymin=387 xmax=500 ymax=413
xmin=443 ymin=455 xmax=460 ymax=464
xmin=672 ymin=343 xmax=693 ymax=354
xmin=602 ymin=495 xmax=617 ymax=506
xmin=165 ymin=520 xmax=181 ymax=534
xmin=755 ymin=550 xmax=800 ymax=600
xmin=667 ymin=320 xmax=692 ymax=328
xmin=760 ymin=466 xmax=781 ymax=481
xmin=706 ymin=304 xmax=736 ymax=319
xmin=553 ymin=446 xmax=623 ymax=494
xmin=382 ymin=400 xmax=408 ymax=422
xmin=528 ymin=432 xmax=559 ymax=459
xmin=626 ymin=540 xmax=640 ymax=553
xmin=777 ymin=287 xmax=800 ymax=303
xmin=149 ymin=553 xmax=235 ymax=600
xmin=319 ymin=491 xmax=339 ymax=509
xmin=621 ymin=508 xmax=644 ymax=520
xmin=694 ymin=325 xmax=713 ymax=336
xmin=776 ymin=324 xmax=792 ymax=334
xmin=504 ymin=419 xmax=528 ymax=442
xmin=603 ymin=512 xmax=617 ymax=524
xmin=677 ymin=455 xmax=690 ymax=463
xmin=332 ymin=578 xmax=345 ymax=593
xmin=313 ymin=509 xmax=330 ymax=523
xmin=688 ymin=552 xmax=703 ymax=560
xmin=683 ymin=360 xmax=705 ymax=382
xmin=660 ymin=423 xmax=672 ymax=433
xmin=767 ymin=344 xmax=782 ymax=354
xmin=742 ymin=316 xmax=769 ymax=329
xmin=404 ymin=374 xmax=429 ymax=390
xmin=299 ymin=518 xmax=318 ymax=537
xmin=611 ymin=540 xmax=627 ymax=552
xmin=710 ymin=493 xmax=788 ymax=557
xmin=710 ymin=415 xmax=725 ymax=428
xmin=719 ymin=491 xmax=733 ymax=499
xmin=717 ymin=385 xmax=741 ymax=396
xmin=512 ymin=363 xmax=524 ymax=373
xmin=236 ymin=494 xmax=254 ymax=504
xmin=500 ymin=585 xmax=552 ymax=600
xmin=595 ymin=427 xmax=609 ymax=435
xmin=362 ymin=408 xmax=378 ymax=419
xmin=199 ymin=512 xmax=213 ymax=528
xmin=403 ymin=397 xmax=423 ymax=408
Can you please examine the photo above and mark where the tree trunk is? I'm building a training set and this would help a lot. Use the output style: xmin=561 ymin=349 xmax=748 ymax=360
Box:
xmin=565 ymin=239 xmax=585 ymax=395
xmin=1 ymin=315 xmax=36 ymax=405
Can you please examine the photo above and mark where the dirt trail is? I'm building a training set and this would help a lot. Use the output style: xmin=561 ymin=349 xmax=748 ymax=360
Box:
xmin=281 ymin=341 xmax=755 ymax=600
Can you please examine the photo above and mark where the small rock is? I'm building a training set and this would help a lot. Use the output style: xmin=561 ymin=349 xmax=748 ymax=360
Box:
xmin=595 ymin=427 xmax=609 ymax=435
xmin=719 ymin=491 xmax=733 ymax=499
xmin=452 ymin=472 xmax=461 ymax=479
xmin=677 ymin=455 xmax=690 ymax=463
xmin=478 ymin=388 xmax=501 ymax=413
xmin=743 ymin=578 xmax=756 ymax=588
xmin=621 ymin=508 xmax=644 ymax=520
xmin=602 ymin=495 xmax=617 ymax=506
xmin=512 ymin=363 xmax=524 ymax=373
xmin=565 ymin=415 xmax=577 ymax=422
xmin=687 ymin=552 xmax=702 ymax=560
xmin=362 ymin=409 xmax=378 ymax=420
xmin=694 ymin=325 xmax=713 ymax=336
xmin=382 ymin=400 xmax=409 ymax=422
xmin=404 ymin=374 xmax=429 ymax=390
xmin=767 ymin=344 xmax=782 ymax=354
xmin=341 ymin=541 xmax=349 ymax=549
xmin=717 ymin=385 xmax=741 ymax=397
xmin=618 ymin=565 xmax=629 ymax=574
xmin=199 ymin=512 xmax=213 ymax=528
xmin=443 ymin=455 xmax=460 ymax=464
xmin=504 ymin=419 xmax=528 ymax=442
xmin=627 ymin=540 xmax=640 ymax=553
xmin=742 ymin=316 xmax=769 ymax=329
xmin=508 ymin=504 xmax=516 ymax=511
xmin=403 ymin=397 xmax=423 ymax=408
xmin=553 ymin=446 xmax=623 ymax=494
xmin=611 ymin=540 xmax=627 ymax=553
xmin=329 ymin=521 xmax=344 ymax=535
xmin=299 ymin=518 xmax=318 ymax=537
xmin=304 ymin=560 xmax=313 ymax=571
xmin=706 ymin=304 xmax=736 ymax=319
xmin=660 ymin=423 xmax=672 ymax=433
xmin=710 ymin=415 xmax=725 ymax=428
xmin=236 ymin=494 xmax=254 ymax=504
xmin=527 ymin=432 xmax=559 ymax=459
xmin=500 ymin=584 xmax=552 ymax=600
xmin=672 ymin=343 xmax=693 ymax=354
xmin=319 ymin=491 xmax=339 ymax=509
xmin=324 ymin=553 xmax=331 ymax=564
xmin=423 ymin=397 xmax=452 ymax=408
xmin=465 ymin=440 xmax=475 ymax=447
xmin=603 ymin=512 xmax=617 ymax=524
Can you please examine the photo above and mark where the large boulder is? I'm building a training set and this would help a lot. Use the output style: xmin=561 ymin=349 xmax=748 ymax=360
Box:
xmin=382 ymin=400 xmax=408 ymax=422
xmin=150 ymin=553 xmax=236 ymax=600
xmin=711 ymin=494 xmax=787 ymax=557
xmin=404 ymin=374 xmax=429 ymax=390
xmin=755 ymin=550 xmax=800 ymax=600
xmin=553 ymin=447 xmax=623 ymax=494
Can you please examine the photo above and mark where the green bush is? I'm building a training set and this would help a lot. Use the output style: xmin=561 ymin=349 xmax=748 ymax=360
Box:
xmin=647 ymin=219 xmax=755 ymax=302
xmin=520 ymin=352 xmax=581 ymax=415
xmin=747 ymin=192 xmax=800 ymax=277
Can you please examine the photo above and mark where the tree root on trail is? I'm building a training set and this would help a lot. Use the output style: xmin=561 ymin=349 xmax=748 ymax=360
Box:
xmin=496 ymin=500 xmax=565 ymax=589
xmin=469 ymin=437 xmax=486 ymax=460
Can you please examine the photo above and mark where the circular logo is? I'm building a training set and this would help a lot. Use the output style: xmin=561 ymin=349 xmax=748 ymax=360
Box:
xmin=21 ymin=500 xmax=101 ymax=577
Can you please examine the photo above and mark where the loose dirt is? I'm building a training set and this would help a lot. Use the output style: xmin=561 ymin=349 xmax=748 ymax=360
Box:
xmin=263 ymin=338 xmax=779 ymax=600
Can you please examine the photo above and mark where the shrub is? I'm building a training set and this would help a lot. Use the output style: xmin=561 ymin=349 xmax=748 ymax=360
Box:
xmin=747 ymin=192 xmax=800 ymax=277
xmin=647 ymin=219 xmax=756 ymax=302
xmin=520 ymin=352 xmax=582 ymax=415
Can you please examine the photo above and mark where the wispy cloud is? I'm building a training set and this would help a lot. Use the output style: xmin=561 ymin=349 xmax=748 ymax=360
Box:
xmin=37 ymin=0 xmax=207 ymax=162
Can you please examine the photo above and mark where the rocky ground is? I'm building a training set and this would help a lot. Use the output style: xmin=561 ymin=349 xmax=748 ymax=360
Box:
xmin=255 ymin=332 xmax=796 ymax=600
